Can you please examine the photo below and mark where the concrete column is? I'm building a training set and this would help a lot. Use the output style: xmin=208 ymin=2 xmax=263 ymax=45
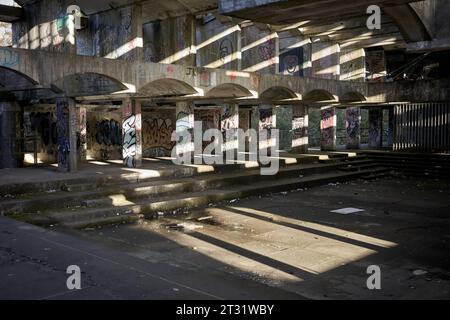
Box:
xmin=311 ymin=41 xmax=340 ymax=80
xmin=221 ymin=103 xmax=239 ymax=160
xmin=0 ymin=101 xmax=20 ymax=168
xmin=346 ymin=107 xmax=361 ymax=149
xmin=122 ymin=99 xmax=142 ymax=168
xmin=340 ymin=48 xmax=365 ymax=82
xmin=56 ymin=97 xmax=78 ymax=172
xmin=320 ymin=106 xmax=337 ymax=151
xmin=258 ymin=105 xmax=275 ymax=154
xmin=175 ymin=101 xmax=195 ymax=159
xmin=274 ymin=105 xmax=292 ymax=152
xmin=78 ymin=107 xmax=87 ymax=162
xmin=387 ymin=108 xmax=395 ymax=148
xmin=291 ymin=105 xmax=308 ymax=153
xmin=369 ymin=108 xmax=383 ymax=149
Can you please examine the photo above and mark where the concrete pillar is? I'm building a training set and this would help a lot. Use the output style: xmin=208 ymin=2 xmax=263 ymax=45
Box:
xmin=122 ymin=99 xmax=142 ymax=168
xmin=175 ymin=101 xmax=195 ymax=159
xmin=221 ymin=103 xmax=239 ymax=160
xmin=387 ymin=108 xmax=395 ymax=148
xmin=258 ymin=105 xmax=275 ymax=154
xmin=369 ymin=108 xmax=383 ymax=149
xmin=346 ymin=107 xmax=361 ymax=149
xmin=311 ymin=41 xmax=340 ymax=80
xmin=0 ymin=101 xmax=20 ymax=168
xmin=78 ymin=107 xmax=87 ymax=162
xmin=320 ymin=106 xmax=337 ymax=151
xmin=274 ymin=105 xmax=292 ymax=151
xmin=56 ymin=97 xmax=78 ymax=172
xmin=340 ymin=48 xmax=365 ymax=82
xmin=292 ymin=105 xmax=308 ymax=153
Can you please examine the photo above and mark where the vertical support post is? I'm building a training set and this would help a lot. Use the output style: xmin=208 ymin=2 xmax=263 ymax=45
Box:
xmin=258 ymin=105 xmax=275 ymax=155
xmin=369 ymin=108 xmax=382 ymax=149
xmin=387 ymin=107 xmax=394 ymax=149
xmin=320 ymin=106 xmax=336 ymax=151
xmin=175 ymin=101 xmax=195 ymax=160
xmin=0 ymin=101 xmax=20 ymax=168
xmin=78 ymin=107 xmax=87 ymax=162
xmin=56 ymin=97 xmax=78 ymax=172
xmin=346 ymin=107 xmax=361 ymax=149
xmin=221 ymin=103 xmax=239 ymax=161
xmin=122 ymin=99 xmax=142 ymax=168
xmin=292 ymin=105 xmax=309 ymax=153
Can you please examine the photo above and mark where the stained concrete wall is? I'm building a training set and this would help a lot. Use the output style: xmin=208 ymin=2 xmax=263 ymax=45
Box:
xmin=77 ymin=5 xmax=142 ymax=61
xmin=365 ymin=49 xmax=386 ymax=82
xmin=278 ymin=31 xmax=311 ymax=77
xmin=340 ymin=48 xmax=365 ymax=82
xmin=12 ymin=0 xmax=75 ymax=54
xmin=142 ymin=108 xmax=176 ymax=157
xmin=241 ymin=24 xmax=277 ymax=74
xmin=311 ymin=41 xmax=340 ymax=80
xmin=86 ymin=110 xmax=122 ymax=161
xmin=143 ymin=15 xmax=195 ymax=66
xmin=196 ymin=15 xmax=240 ymax=70
xmin=23 ymin=107 xmax=58 ymax=164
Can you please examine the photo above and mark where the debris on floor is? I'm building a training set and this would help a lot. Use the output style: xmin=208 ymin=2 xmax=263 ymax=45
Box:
xmin=330 ymin=207 xmax=365 ymax=215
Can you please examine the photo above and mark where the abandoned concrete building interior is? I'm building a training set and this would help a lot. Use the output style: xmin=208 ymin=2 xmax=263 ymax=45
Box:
xmin=1 ymin=0 xmax=450 ymax=300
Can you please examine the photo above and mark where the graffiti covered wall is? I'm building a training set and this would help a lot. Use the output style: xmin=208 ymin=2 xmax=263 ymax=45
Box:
xmin=292 ymin=105 xmax=308 ymax=152
xmin=12 ymin=0 xmax=75 ymax=53
xmin=23 ymin=110 xmax=58 ymax=163
xmin=241 ymin=25 xmax=277 ymax=74
xmin=142 ymin=110 xmax=176 ymax=157
xmin=86 ymin=111 xmax=122 ymax=161
xmin=346 ymin=107 xmax=361 ymax=149
xmin=195 ymin=15 xmax=240 ymax=70
xmin=320 ymin=107 xmax=336 ymax=151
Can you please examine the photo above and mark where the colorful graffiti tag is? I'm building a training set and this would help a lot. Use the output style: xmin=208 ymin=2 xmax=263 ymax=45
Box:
xmin=122 ymin=114 xmax=137 ymax=167
xmin=320 ymin=108 xmax=336 ymax=151
xmin=346 ymin=107 xmax=360 ymax=148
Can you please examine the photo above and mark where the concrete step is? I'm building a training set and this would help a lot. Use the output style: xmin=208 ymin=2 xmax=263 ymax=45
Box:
xmin=42 ymin=166 xmax=391 ymax=229
xmin=0 ymin=157 xmax=377 ymax=214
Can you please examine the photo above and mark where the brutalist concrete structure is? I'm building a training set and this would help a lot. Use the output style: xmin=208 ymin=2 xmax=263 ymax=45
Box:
xmin=0 ymin=0 xmax=449 ymax=172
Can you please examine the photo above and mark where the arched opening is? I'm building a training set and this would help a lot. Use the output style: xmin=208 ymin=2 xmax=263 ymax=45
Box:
xmin=340 ymin=91 xmax=367 ymax=103
xmin=303 ymin=89 xmax=336 ymax=102
xmin=0 ymin=66 xmax=38 ymax=91
xmin=260 ymin=86 xmax=300 ymax=101
xmin=206 ymin=83 xmax=254 ymax=99
xmin=52 ymin=73 xmax=128 ymax=97
xmin=139 ymin=78 xmax=199 ymax=97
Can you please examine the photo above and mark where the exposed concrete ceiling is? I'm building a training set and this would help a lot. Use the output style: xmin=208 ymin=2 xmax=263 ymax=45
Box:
xmin=8 ymin=0 xmax=435 ymax=50
xmin=14 ymin=0 xmax=218 ymax=21
xmin=219 ymin=0 xmax=423 ymax=24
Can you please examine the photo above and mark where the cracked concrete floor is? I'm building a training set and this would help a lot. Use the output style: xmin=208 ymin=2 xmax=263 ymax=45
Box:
xmin=65 ymin=176 xmax=450 ymax=300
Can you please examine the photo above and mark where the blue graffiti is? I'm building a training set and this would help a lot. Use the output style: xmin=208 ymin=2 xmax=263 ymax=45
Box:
xmin=0 ymin=48 xmax=19 ymax=68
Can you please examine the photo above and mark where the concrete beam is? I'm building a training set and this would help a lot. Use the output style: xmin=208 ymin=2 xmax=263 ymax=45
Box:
xmin=407 ymin=38 xmax=450 ymax=53
xmin=0 ymin=4 xmax=23 ymax=22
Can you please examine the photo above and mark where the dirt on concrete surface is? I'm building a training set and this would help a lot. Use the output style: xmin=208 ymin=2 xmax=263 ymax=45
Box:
xmin=67 ymin=176 xmax=450 ymax=300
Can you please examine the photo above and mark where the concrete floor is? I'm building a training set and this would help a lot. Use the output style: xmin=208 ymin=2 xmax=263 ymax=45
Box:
xmin=1 ymin=176 xmax=450 ymax=299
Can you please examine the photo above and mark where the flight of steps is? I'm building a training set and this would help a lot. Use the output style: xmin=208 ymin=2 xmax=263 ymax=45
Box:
xmin=0 ymin=154 xmax=390 ymax=229
xmin=361 ymin=152 xmax=450 ymax=179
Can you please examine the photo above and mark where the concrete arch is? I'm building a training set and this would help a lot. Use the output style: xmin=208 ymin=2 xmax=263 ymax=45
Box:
xmin=260 ymin=86 xmax=301 ymax=101
xmin=304 ymin=89 xmax=337 ymax=102
xmin=340 ymin=91 xmax=367 ymax=103
xmin=0 ymin=66 xmax=44 ymax=101
xmin=52 ymin=73 xmax=128 ymax=98
xmin=0 ymin=66 xmax=39 ymax=88
xmin=206 ymin=83 xmax=255 ymax=99
xmin=139 ymin=78 xmax=199 ymax=97
xmin=384 ymin=4 xmax=431 ymax=43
